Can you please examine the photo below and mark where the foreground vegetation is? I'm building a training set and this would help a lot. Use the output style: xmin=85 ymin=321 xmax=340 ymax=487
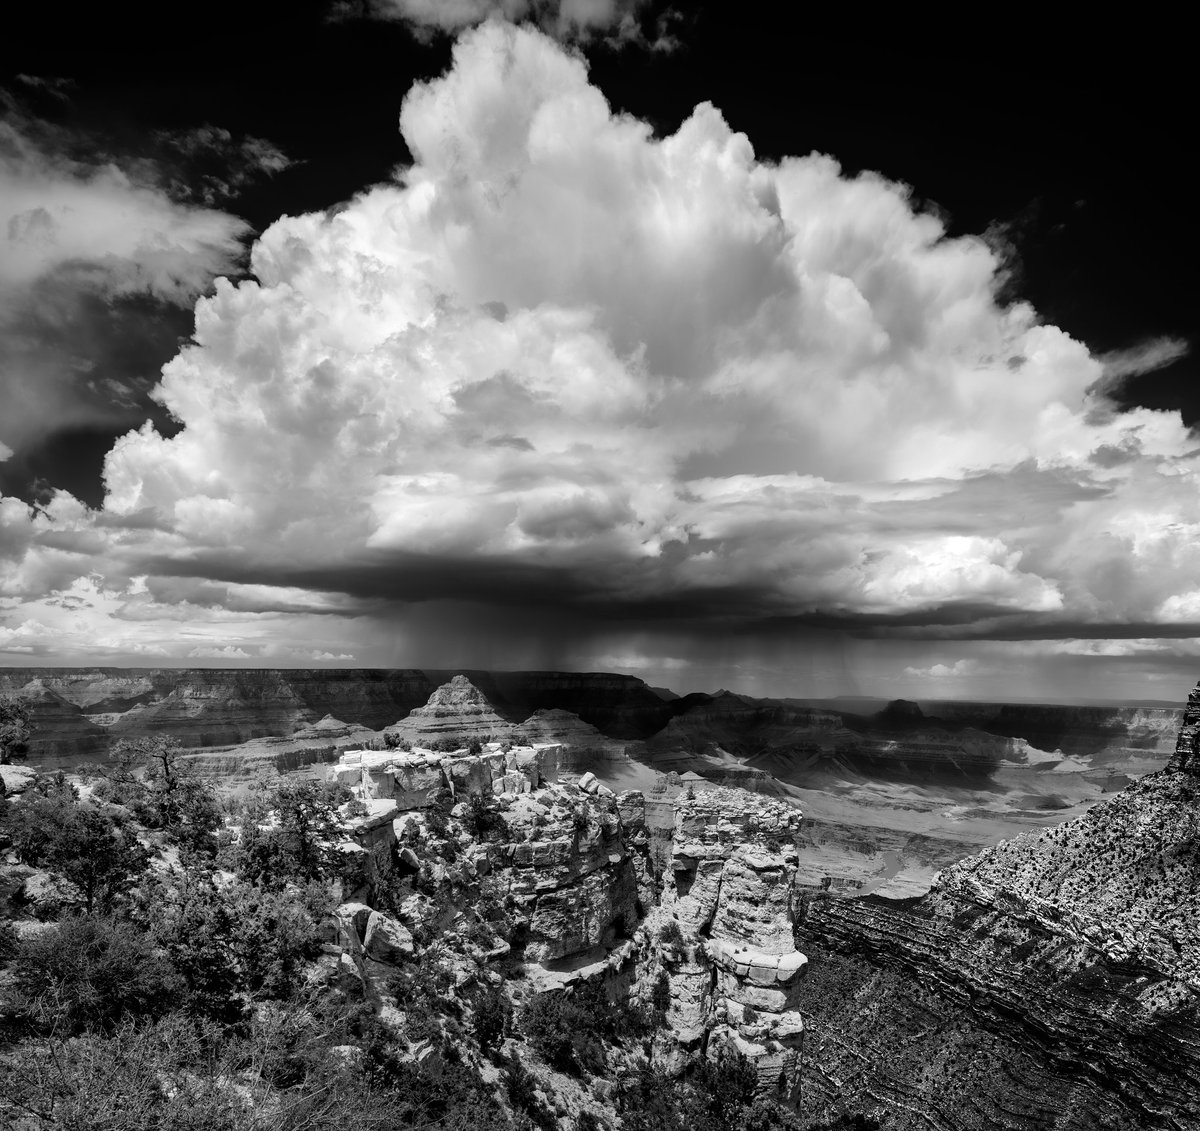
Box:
xmin=0 ymin=718 xmax=875 ymax=1130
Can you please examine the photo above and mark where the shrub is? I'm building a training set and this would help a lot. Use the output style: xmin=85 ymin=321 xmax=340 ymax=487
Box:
xmin=13 ymin=915 xmax=182 ymax=1034
xmin=504 ymin=1054 xmax=559 ymax=1131
xmin=650 ymin=970 xmax=671 ymax=1014
xmin=0 ymin=1014 xmax=247 ymax=1130
xmin=233 ymin=779 xmax=348 ymax=888
xmin=3 ymin=773 xmax=79 ymax=865
xmin=146 ymin=873 xmax=329 ymax=1020
xmin=472 ymin=984 xmax=510 ymax=1054
xmin=521 ymin=990 xmax=587 ymax=1072
xmin=520 ymin=981 xmax=658 ymax=1075
xmin=0 ymin=696 xmax=30 ymax=764
xmin=465 ymin=792 xmax=509 ymax=839
xmin=6 ymin=785 xmax=151 ymax=914
xmin=659 ymin=917 xmax=684 ymax=947
xmin=0 ymin=917 xmax=19 ymax=965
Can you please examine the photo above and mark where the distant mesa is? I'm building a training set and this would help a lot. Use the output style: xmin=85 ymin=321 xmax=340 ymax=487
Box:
xmin=385 ymin=675 xmax=513 ymax=742
xmin=876 ymin=698 xmax=925 ymax=722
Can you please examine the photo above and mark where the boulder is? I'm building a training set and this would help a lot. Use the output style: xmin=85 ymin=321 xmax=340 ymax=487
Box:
xmin=363 ymin=910 xmax=415 ymax=964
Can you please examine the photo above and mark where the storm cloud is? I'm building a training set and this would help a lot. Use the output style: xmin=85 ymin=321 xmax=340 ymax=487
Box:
xmin=0 ymin=22 xmax=1196 ymax=698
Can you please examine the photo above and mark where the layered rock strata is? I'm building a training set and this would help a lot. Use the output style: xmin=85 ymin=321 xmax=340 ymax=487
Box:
xmin=1168 ymin=681 xmax=1200 ymax=772
xmin=642 ymin=790 xmax=808 ymax=1093
xmin=383 ymin=675 xmax=514 ymax=744
xmin=794 ymin=684 xmax=1200 ymax=1129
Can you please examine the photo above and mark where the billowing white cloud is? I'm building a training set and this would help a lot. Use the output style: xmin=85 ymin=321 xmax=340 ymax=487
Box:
xmin=345 ymin=0 xmax=671 ymax=48
xmin=188 ymin=645 xmax=252 ymax=659
xmin=1 ymin=22 xmax=1198 ymax=685
xmin=902 ymin=659 xmax=982 ymax=679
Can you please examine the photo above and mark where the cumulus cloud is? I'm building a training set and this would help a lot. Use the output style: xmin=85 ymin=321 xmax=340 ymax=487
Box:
xmin=343 ymin=0 xmax=674 ymax=47
xmin=3 ymin=22 xmax=1200 ymax=683
xmin=188 ymin=645 xmax=252 ymax=659
xmin=902 ymin=659 xmax=981 ymax=679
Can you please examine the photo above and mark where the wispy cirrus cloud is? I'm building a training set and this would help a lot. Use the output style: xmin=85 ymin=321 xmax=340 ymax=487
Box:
xmin=1090 ymin=335 xmax=1191 ymax=396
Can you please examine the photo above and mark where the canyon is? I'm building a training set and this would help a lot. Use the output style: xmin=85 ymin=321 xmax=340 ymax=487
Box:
xmin=792 ymin=685 xmax=1200 ymax=1129
xmin=1 ymin=667 xmax=1182 ymax=896
xmin=314 ymin=676 xmax=1200 ymax=1127
xmin=6 ymin=669 xmax=1200 ymax=1127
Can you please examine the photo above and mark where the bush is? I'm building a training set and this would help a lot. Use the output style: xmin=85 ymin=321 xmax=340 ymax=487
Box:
xmin=0 ymin=696 xmax=30 ymax=764
xmin=0 ymin=1014 xmax=248 ymax=1130
xmin=521 ymin=990 xmax=587 ymax=1072
xmin=146 ymin=872 xmax=329 ymax=1020
xmin=659 ymin=917 xmax=684 ymax=947
xmin=504 ymin=1054 xmax=559 ymax=1131
xmin=3 ymin=773 xmax=79 ymax=865
xmin=472 ymin=984 xmax=511 ymax=1054
xmin=464 ymin=792 xmax=509 ymax=839
xmin=519 ymin=981 xmax=658 ymax=1076
xmin=13 ymin=915 xmax=182 ymax=1035
xmin=0 ymin=917 xmax=19 ymax=965
xmin=650 ymin=970 xmax=671 ymax=1014
xmin=6 ymin=783 xmax=151 ymax=914
xmin=233 ymin=779 xmax=348 ymax=888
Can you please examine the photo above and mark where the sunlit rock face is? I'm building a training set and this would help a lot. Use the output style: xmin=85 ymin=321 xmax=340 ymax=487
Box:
xmin=333 ymin=739 xmax=563 ymax=808
xmin=1168 ymin=682 xmax=1200 ymax=773
xmin=793 ymin=680 xmax=1200 ymax=1129
xmin=331 ymin=731 xmax=809 ymax=1093
xmin=618 ymin=787 xmax=809 ymax=1095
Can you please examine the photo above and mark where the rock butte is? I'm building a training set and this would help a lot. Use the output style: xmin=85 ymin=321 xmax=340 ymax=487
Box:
xmin=326 ymin=682 xmax=811 ymax=1095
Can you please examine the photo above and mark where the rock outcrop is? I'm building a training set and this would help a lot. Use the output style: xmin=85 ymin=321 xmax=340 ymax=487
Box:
xmin=181 ymin=716 xmax=377 ymax=778
xmin=1168 ymin=681 xmax=1200 ymax=772
xmin=328 ymin=737 xmax=810 ymax=1093
xmin=384 ymin=675 xmax=514 ymax=744
xmin=625 ymin=789 xmax=808 ymax=1093
xmin=794 ymin=681 xmax=1200 ymax=1129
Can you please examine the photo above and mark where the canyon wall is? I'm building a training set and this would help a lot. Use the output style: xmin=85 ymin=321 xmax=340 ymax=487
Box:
xmin=793 ymin=685 xmax=1200 ymax=1129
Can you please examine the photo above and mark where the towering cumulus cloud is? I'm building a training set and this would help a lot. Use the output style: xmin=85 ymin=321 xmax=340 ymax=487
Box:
xmin=1 ymin=23 xmax=1197 ymax=690
xmin=346 ymin=0 xmax=665 ymax=45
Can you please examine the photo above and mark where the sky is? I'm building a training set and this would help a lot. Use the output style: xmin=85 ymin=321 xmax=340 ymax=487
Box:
xmin=1 ymin=2 xmax=1198 ymax=703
